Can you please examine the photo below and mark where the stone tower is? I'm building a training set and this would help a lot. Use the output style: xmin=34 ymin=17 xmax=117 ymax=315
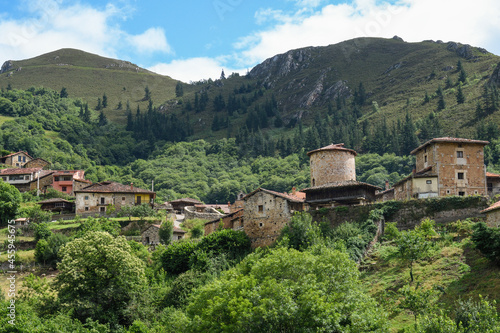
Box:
xmin=307 ymin=143 xmax=357 ymax=187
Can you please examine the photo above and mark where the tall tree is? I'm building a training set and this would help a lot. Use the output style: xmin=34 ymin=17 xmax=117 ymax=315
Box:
xmin=102 ymin=93 xmax=108 ymax=108
xmin=175 ymin=81 xmax=184 ymax=97
xmin=144 ymin=85 xmax=151 ymax=101
xmin=59 ymin=87 xmax=68 ymax=98
xmin=456 ymin=85 xmax=466 ymax=104
xmin=0 ymin=180 xmax=22 ymax=226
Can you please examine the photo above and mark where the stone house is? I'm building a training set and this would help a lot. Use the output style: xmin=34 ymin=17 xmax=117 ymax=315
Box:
xmin=243 ymin=188 xmax=305 ymax=248
xmin=170 ymin=198 xmax=202 ymax=213
xmin=74 ymin=181 xmax=156 ymax=215
xmin=0 ymin=151 xmax=32 ymax=167
xmin=481 ymin=201 xmax=500 ymax=228
xmin=24 ymin=158 xmax=50 ymax=170
xmin=204 ymin=209 xmax=244 ymax=235
xmin=486 ymin=172 xmax=500 ymax=198
xmin=141 ymin=224 xmax=187 ymax=245
xmin=0 ymin=167 xmax=43 ymax=192
xmin=394 ymin=137 xmax=489 ymax=200
xmin=37 ymin=198 xmax=75 ymax=213
xmin=184 ymin=204 xmax=224 ymax=221
xmin=303 ymin=144 xmax=380 ymax=207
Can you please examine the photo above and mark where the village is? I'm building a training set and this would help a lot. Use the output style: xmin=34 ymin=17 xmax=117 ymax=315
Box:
xmin=2 ymin=136 xmax=500 ymax=249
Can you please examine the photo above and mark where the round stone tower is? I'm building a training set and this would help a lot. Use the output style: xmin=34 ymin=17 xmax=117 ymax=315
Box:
xmin=307 ymin=143 xmax=357 ymax=187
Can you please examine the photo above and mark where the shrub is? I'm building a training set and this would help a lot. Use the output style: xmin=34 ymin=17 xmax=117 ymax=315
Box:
xmin=163 ymin=270 xmax=209 ymax=308
xmin=416 ymin=218 xmax=437 ymax=239
xmin=471 ymin=222 xmax=500 ymax=264
xmin=383 ymin=222 xmax=400 ymax=241
xmin=32 ymin=222 xmax=52 ymax=241
xmin=161 ymin=241 xmax=198 ymax=275
xmin=34 ymin=233 xmax=69 ymax=267
xmin=279 ymin=212 xmax=322 ymax=251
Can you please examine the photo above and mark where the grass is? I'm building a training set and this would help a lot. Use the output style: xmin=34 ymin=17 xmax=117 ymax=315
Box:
xmin=361 ymin=235 xmax=500 ymax=332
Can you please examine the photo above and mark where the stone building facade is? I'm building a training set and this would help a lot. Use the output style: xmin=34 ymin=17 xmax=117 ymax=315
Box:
xmin=0 ymin=151 xmax=32 ymax=167
xmin=481 ymin=201 xmax=500 ymax=228
xmin=304 ymin=144 xmax=380 ymax=207
xmin=308 ymin=144 xmax=356 ymax=187
xmin=74 ymin=181 xmax=155 ymax=214
xmin=243 ymin=188 xmax=305 ymax=248
xmin=24 ymin=158 xmax=50 ymax=170
xmin=204 ymin=209 xmax=244 ymax=235
xmin=394 ymin=137 xmax=488 ymax=200
xmin=141 ymin=224 xmax=187 ymax=246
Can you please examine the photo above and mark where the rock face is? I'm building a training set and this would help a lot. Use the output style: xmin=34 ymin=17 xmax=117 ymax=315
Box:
xmin=0 ymin=61 xmax=14 ymax=74
xmin=488 ymin=62 xmax=500 ymax=86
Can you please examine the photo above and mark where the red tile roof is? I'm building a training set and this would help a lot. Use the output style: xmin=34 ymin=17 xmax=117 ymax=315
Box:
xmin=307 ymin=143 xmax=357 ymax=156
xmin=75 ymin=181 xmax=155 ymax=194
xmin=486 ymin=172 xmax=500 ymax=178
xmin=481 ymin=200 xmax=500 ymax=214
xmin=411 ymin=137 xmax=489 ymax=155
xmin=0 ymin=167 xmax=42 ymax=175
xmin=0 ymin=151 xmax=33 ymax=159
xmin=244 ymin=188 xmax=305 ymax=203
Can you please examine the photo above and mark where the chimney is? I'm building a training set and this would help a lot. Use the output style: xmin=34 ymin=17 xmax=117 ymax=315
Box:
xmin=385 ymin=180 xmax=390 ymax=191
xmin=412 ymin=168 xmax=416 ymax=175
xmin=130 ymin=182 xmax=134 ymax=190
xmin=292 ymin=186 xmax=297 ymax=195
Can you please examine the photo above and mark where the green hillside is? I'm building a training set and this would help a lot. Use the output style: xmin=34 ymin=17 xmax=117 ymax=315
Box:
xmin=0 ymin=48 xmax=186 ymax=123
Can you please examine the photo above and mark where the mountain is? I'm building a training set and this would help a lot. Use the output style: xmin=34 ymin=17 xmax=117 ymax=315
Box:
xmin=0 ymin=48 xmax=182 ymax=123
xmin=2 ymin=37 xmax=500 ymax=148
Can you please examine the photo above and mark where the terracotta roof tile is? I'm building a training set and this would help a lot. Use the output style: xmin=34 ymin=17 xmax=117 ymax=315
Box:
xmin=411 ymin=137 xmax=489 ymax=155
xmin=244 ymin=188 xmax=305 ymax=203
xmin=37 ymin=198 xmax=73 ymax=204
xmin=486 ymin=172 xmax=500 ymax=178
xmin=75 ymin=181 xmax=155 ymax=194
xmin=481 ymin=200 xmax=500 ymax=214
xmin=302 ymin=180 xmax=382 ymax=191
xmin=307 ymin=143 xmax=357 ymax=156
xmin=0 ymin=167 xmax=42 ymax=175
xmin=0 ymin=151 xmax=33 ymax=159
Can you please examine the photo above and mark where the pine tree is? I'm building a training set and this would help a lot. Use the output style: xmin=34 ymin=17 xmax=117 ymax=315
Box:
xmin=458 ymin=68 xmax=467 ymax=84
xmin=117 ymin=101 xmax=122 ymax=110
xmin=96 ymin=97 xmax=102 ymax=110
xmin=102 ymin=93 xmax=108 ymax=108
xmin=83 ymin=104 xmax=91 ymax=123
xmin=98 ymin=110 xmax=107 ymax=126
xmin=456 ymin=59 xmax=463 ymax=72
xmin=436 ymin=86 xmax=446 ymax=110
xmin=60 ymin=87 xmax=68 ymax=98
xmin=401 ymin=111 xmax=419 ymax=155
xmin=423 ymin=91 xmax=430 ymax=104
xmin=144 ymin=86 xmax=151 ymax=101
xmin=79 ymin=105 xmax=84 ymax=119
xmin=175 ymin=81 xmax=184 ymax=97
xmin=456 ymin=85 xmax=465 ymax=104
xmin=220 ymin=69 xmax=226 ymax=80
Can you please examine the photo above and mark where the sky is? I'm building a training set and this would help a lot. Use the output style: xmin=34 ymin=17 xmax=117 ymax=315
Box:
xmin=1 ymin=0 xmax=500 ymax=83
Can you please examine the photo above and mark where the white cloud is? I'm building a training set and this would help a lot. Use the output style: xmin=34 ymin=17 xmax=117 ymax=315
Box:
xmin=128 ymin=27 xmax=172 ymax=54
xmin=0 ymin=0 xmax=171 ymax=62
xmin=148 ymin=57 xmax=246 ymax=83
xmin=234 ymin=0 xmax=500 ymax=68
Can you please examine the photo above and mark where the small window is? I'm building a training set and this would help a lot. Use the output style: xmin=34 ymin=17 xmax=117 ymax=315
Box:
xmin=24 ymin=175 xmax=29 ymax=180
xmin=84 ymin=207 xmax=89 ymax=211
xmin=446 ymin=190 xmax=451 ymax=194
xmin=258 ymin=205 xmax=264 ymax=213
xmin=18 ymin=156 xmax=22 ymax=162
xmin=457 ymin=151 xmax=464 ymax=158
xmin=259 ymin=222 xmax=263 ymax=227
xmin=84 ymin=195 xmax=89 ymax=200
xmin=122 ymin=197 xmax=126 ymax=201
xmin=426 ymin=180 xmax=432 ymax=184
xmin=62 ymin=186 xmax=67 ymax=192
xmin=100 ymin=207 xmax=106 ymax=212
xmin=424 ymin=155 xmax=427 ymax=163
xmin=100 ymin=197 xmax=105 ymax=205
xmin=458 ymin=191 xmax=465 ymax=196
xmin=23 ymin=156 xmax=26 ymax=162
xmin=457 ymin=172 xmax=464 ymax=180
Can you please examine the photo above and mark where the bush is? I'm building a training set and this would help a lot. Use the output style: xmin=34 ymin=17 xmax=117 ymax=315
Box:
xmin=161 ymin=241 xmax=198 ymax=275
xmin=383 ymin=222 xmax=400 ymax=241
xmin=416 ymin=218 xmax=437 ymax=239
xmin=32 ymin=222 xmax=52 ymax=241
xmin=279 ymin=212 xmax=322 ymax=251
xmin=163 ymin=270 xmax=209 ymax=308
xmin=34 ymin=233 xmax=69 ymax=267
xmin=471 ymin=222 xmax=500 ymax=264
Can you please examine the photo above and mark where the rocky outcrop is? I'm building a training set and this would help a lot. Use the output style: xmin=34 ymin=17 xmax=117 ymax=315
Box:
xmin=0 ymin=61 xmax=14 ymax=74
xmin=447 ymin=42 xmax=488 ymax=59
xmin=248 ymin=47 xmax=314 ymax=88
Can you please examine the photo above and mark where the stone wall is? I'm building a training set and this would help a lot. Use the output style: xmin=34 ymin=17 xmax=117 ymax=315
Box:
xmin=184 ymin=205 xmax=223 ymax=221
xmin=204 ymin=210 xmax=244 ymax=235
xmin=75 ymin=192 xmax=136 ymax=214
xmin=310 ymin=196 xmax=489 ymax=231
xmin=484 ymin=209 xmax=500 ymax=228
xmin=243 ymin=191 xmax=293 ymax=248
xmin=310 ymin=150 xmax=356 ymax=186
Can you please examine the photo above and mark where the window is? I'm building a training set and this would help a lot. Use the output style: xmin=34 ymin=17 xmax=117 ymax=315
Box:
xmin=100 ymin=197 xmax=105 ymax=205
xmin=62 ymin=186 xmax=67 ymax=192
xmin=457 ymin=172 xmax=464 ymax=180
xmin=23 ymin=156 xmax=26 ymax=162
xmin=18 ymin=156 xmax=22 ymax=162
xmin=458 ymin=191 xmax=465 ymax=196
xmin=84 ymin=195 xmax=89 ymax=200
xmin=84 ymin=207 xmax=89 ymax=211
xmin=424 ymin=155 xmax=428 ymax=163
xmin=446 ymin=190 xmax=451 ymax=194
xmin=258 ymin=205 xmax=264 ymax=213
xmin=100 ymin=207 xmax=106 ymax=212
xmin=122 ymin=197 xmax=126 ymax=201
xmin=24 ymin=175 xmax=29 ymax=180
xmin=63 ymin=176 xmax=72 ymax=181
xmin=426 ymin=180 xmax=432 ymax=184
xmin=457 ymin=151 xmax=464 ymax=158
xmin=259 ymin=222 xmax=263 ymax=227
xmin=136 ymin=196 xmax=142 ymax=204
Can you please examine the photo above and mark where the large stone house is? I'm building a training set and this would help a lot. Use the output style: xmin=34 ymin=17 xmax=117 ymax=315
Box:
xmin=481 ymin=201 xmax=500 ymax=228
xmin=74 ymin=181 xmax=156 ymax=215
xmin=303 ymin=144 xmax=380 ymax=207
xmin=394 ymin=137 xmax=489 ymax=200
xmin=0 ymin=167 xmax=43 ymax=192
xmin=0 ymin=151 xmax=32 ymax=167
xmin=243 ymin=188 xmax=306 ymax=248
xmin=141 ymin=224 xmax=187 ymax=246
